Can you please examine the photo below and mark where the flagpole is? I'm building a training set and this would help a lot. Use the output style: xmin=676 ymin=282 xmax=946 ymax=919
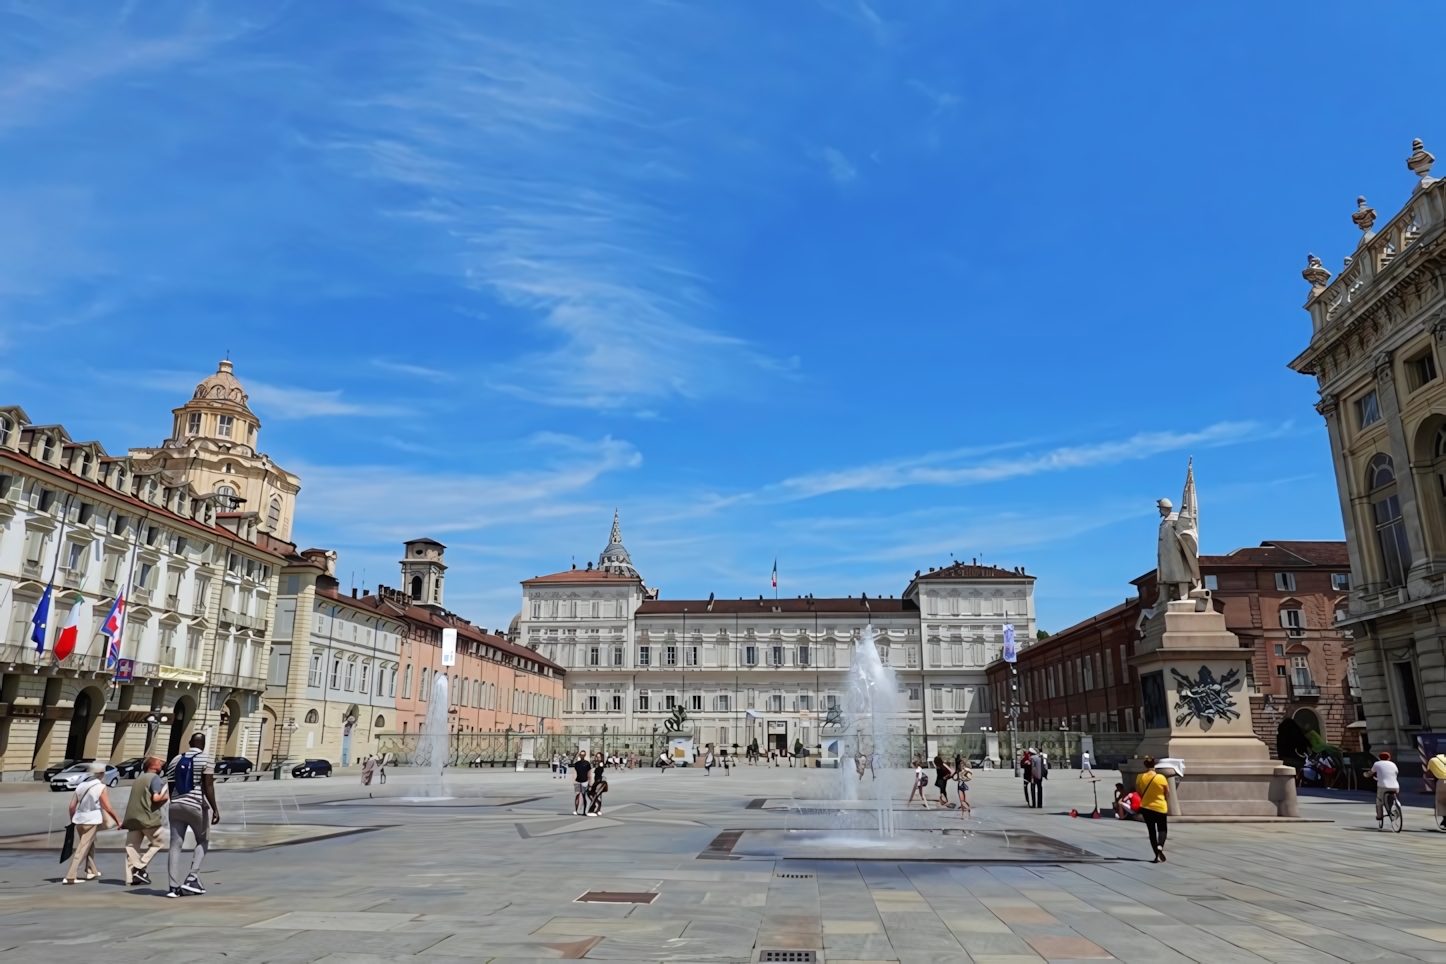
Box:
xmin=45 ymin=496 xmax=75 ymax=664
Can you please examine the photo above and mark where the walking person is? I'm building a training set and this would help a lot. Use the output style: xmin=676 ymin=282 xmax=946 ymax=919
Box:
xmin=957 ymin=761 xmax=973 ymax=815
xmin=165 ymin=732 xmax=219 ymax=898
xmin=721 ymin=748 xmax=731 ymax=775
xmin=1079 ymin=750 xmax=1093 ymax=778
xmin=378 ymin=754 xmax=388 ymax=784
xmin=122 ymin=757 xmax=168 ymax=887
xmin=1020 ymin=748 xmax=1033 ymax=804
xmin=908 ymin=759 xmax=930 ymax=809
xmin=552 ymin=752 xmax=563 ymax=778
xmin=1427 ymin=748 xmax=1446 ymax=829
xmin=704 ymin=746 xmax=715 ymax=775
xmin=64 ymin=762 xmax=120 ymax=884
xmin=361 ymin=754 xmax=377 ymax=786
xmin=571 ymin=750 xmax=593 ymax=815
xmin=933 ymin=754 xmax=954 ymax=808
xmin=1136 ymin=757 xmax=1171 ymax=862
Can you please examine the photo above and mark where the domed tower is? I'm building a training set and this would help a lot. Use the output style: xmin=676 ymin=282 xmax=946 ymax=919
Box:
xmin=401 ymin=538 xmax=447 ymax=608
xmin=597 ymin=510 xmax=641 ymax=580
xmin=130 ymin=360 xmax=302 ymax=542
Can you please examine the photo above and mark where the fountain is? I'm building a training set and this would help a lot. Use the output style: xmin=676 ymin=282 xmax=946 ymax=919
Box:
xmin=835 ymin=625 xmax=903 ymax=836
xmin=410 ymin=672 xmax=452 ymax=798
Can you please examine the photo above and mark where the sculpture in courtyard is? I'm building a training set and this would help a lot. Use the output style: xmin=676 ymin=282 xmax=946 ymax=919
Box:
xmin=1171 ymin=665 xmax=1242 ymax=729
xmin=1155 ymin=460 xmax=1201 ymax=606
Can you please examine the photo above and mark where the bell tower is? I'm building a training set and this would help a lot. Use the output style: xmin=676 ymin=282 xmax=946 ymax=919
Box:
xmin=400 ymin=538 xmax=447 ymax=608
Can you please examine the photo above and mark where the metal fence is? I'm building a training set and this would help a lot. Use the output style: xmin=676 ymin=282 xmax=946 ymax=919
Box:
xmin=374 ymin=730 xmax=681 ymax=766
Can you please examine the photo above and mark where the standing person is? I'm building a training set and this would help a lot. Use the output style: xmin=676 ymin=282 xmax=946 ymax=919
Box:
xmin=933 ymin=754 xmax=954 ymax=808
xmin=957 ymin=761 xmax=973 ymax=815
xmin=378 ymin=754 xmax=388 ymax=784
xmin=122 ymin=757 xmax=168 ymax=886
xmin=551 ymin=752 xmax=562 ymax=778
xmin=165 ymin=732 xmax=219 ymax=898
xmin=1020 ymin=748 xmax=1033 ymax=804
xmin=721 ymin=748 xmax=731 ymax=775
xmin=588 ymin=753 xmax=609 ymax=816
xmin=1135 ymin=757 xmax=1171 ymax=861
xmin=1079 ymin=750 xmax=1092 ymax=777
xmin=572 ymin=750 xmax=593 ymax=815
xmin=361 ymin=754 xmax=377 ymax=786
xmin=64 ymin=762 xmax=120 ymax=884
xmin=704 ymin=746 xmax=715 ymax=775
xmin=908 ymin=760 xmax=930 ymax=809
xmin=1369 ymin=751 xmax=1400 ymax=830
xmin=1028 ymin=750 xmax=1047 ymax=809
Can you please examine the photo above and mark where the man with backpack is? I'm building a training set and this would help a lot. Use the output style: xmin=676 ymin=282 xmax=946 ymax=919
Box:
xmin=165 ymin=733 xmax=219 ymax=898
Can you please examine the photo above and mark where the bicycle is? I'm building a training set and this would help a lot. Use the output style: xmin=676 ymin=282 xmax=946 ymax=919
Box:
xmin=1378 ymin=789 xmax=1403 ymax=833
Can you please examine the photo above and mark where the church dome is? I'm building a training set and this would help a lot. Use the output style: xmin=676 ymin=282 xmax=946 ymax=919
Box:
xmin=192 ymin=360 xmax=253 ymax=413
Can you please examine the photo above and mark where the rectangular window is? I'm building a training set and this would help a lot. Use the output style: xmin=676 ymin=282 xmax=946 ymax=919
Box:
xmin=690 ymin=694 xmax=702 ymax=711
xmin=217 ymin=415 xmax=234 ymax=437
xmin=665 ymin=645 xmax=677 ymax=666
xmin=1409 ymin=349 xmax=1438 ymax=390
xmin=1281 ymin=609 xmax=1305 ymax=636
xmin=1274 ymin=572 xmax=1297 ymax=592
xmin=907 ymin=686 xmax=920 ymax=702
xmin=638 ymin=693 xmax=650 ymax=711
xmin=589 ymin=646 xmax=600 ymax=666
xmin=389 ymin=669 xmax=397 ymax=697
xmin=611 ymin=694 xmax=622 ymax=711
xmin=745 ymin=645 xmax=757 ymax=666
xmin=797 ymin=645 xmax=810 ymax=666
xmin=1203 ymin=574 xmax=1218 ymax=590
xmin=931 ymin=687 xmax=943 ymax=711
xmin=590 ymin=600 xmax=599 ymax=617
xmin=907 ymin=646 xmax=918 ymax=667
xmin=1276 ymin=664 xmax=1287 ymax=677
xmin=420 ymin=668 xmax=429 ymax=701
xmin=1357 ymin=390 xmax=1380 ymax=428
xmin=330 ymin=659 xmax=341 ymax=689
xmin=717 ymin=694 xmax=730 ymax=711
xmin=1274 ymin=643 xmax=1285 ymax=657
xmin=403 ymin=664 xmax=413 ymax=697
xmin=612 ymin=646 xmax=623 ymax=666
xmin=638 ymin=645 xmax=651 ymax=666
xmin=343 ymin=661 xmax=355 ymax=691
xmin=1394 ymin=661 xmax=1424 ymax=726
xmin=307 ymin=654 xmax=322 ymax=686
xmin=1331 ymin=572 xmax=1350 ymax=591
xmin=665 ymin=695 xmax=677 ymax=711
xmin=771 ymin=645 xmax=783 ymax=666
xmin=586 ymin=695 xmax=598 ymax=712
xmin=1375 ymin=494 xmax=1410 ymax=588
xmin=186 ymin=412 xmax=201 ymax=434
xmin=686 ymin=645 xmax=698 ymax=666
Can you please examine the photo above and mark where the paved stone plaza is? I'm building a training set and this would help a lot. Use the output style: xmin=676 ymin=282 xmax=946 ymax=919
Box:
xmin=1 ymin=765 xmax=1445 ymax=963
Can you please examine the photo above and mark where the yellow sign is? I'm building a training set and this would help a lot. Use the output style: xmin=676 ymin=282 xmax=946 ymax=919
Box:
xmin=158 ymin=665 xmax=208 ymax=684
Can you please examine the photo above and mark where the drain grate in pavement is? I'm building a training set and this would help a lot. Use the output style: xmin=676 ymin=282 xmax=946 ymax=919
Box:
xmin=775 ymin=873 xmax=813 ymax=879
xmin=792 ymin=808 xmax=844 ymax=815
xmin=575 ymin=891 xmax=659 ymax=904
xmin=759 ymin=951 xmax=817 ymax=963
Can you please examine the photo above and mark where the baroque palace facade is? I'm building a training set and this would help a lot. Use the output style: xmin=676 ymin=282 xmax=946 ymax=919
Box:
xmin=0 ymin=364 xmax=293 ymax=778
xmin=520 ymin=515 xmax=1037 ymax=753
xmin=1290 ymin=139 xmax=1446 ymax=771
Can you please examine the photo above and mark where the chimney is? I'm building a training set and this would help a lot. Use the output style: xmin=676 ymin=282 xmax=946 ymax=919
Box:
xmin=351 ymin=588 xmax=358 ymax=598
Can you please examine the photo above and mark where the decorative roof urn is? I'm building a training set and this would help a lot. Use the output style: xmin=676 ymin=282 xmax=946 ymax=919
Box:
xmin=1351 ymin=195 xmax=1377 ymax=244
xmin=1408 ymin=138 xmax=1436 ymax=191
xmin=1302 ymin=253 xmax=1331 ymax=297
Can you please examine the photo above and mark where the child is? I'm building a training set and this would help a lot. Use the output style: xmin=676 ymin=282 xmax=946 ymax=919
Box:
xmin=908 ymin=759 xmax=931 ymax=809
xmin=956 ymin=763 xmax=973 ymax=814
xmin=1113 ymin=781 xmax=1140 ymax=820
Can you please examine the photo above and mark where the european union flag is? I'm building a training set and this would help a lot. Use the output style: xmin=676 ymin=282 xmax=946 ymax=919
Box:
xmin=30 ymin=582 xmax=53 ymax=654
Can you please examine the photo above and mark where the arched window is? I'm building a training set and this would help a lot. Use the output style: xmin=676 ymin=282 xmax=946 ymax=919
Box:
xmin=375 ymin=714 xmax=386 ymax=729
xmin=1368 ymin=453 xmax=1410 ymax=588
xmin=304 ymin=709 xmax=319 ymax=724
xmin=410 ymin=575 xmax=423 ymax=600
xmin=266 ymin=498 xmax=281 ymax=531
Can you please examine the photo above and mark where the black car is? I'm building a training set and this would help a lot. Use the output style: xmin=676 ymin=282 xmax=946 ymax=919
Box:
xmin=216 ymin=756 xmax=254 ymax=775
xmin=115 ymin=758 xmax=146 ymax=780
xmin=292 ymin=759 xmax=332 ymax=778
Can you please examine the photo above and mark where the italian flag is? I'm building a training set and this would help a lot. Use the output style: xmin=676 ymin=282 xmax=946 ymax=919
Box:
xmin=54 ymin=600 xmax=82 ymax=661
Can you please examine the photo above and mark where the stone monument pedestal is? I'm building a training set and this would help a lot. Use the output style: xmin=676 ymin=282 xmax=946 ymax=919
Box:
xmin=1122 ymin=598 xmax=1298 ymax=818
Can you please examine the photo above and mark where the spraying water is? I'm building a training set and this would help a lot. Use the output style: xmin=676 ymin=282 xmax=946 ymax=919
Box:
xmin=834 ymin=625 xmax=902 ymax=836
xmin=413 ymin=672 xmax=451 ymax=797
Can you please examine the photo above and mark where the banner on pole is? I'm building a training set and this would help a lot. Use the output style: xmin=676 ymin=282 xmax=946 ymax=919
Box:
xmin=441 ymin=627 xmax=457 ymax=666
xmin=1003 ymin=623 xmax=1017 ymax=663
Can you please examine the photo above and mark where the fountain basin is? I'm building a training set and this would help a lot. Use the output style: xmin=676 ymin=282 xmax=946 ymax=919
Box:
xmin=706 ymin=828 xmax=1106 ymax=863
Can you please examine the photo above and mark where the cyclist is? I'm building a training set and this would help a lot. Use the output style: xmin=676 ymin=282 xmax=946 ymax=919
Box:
xmin=1368 ymin=751 xmax=1400 ymax=830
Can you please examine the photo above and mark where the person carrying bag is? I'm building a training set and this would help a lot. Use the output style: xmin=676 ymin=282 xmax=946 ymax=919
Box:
xmin=64 ymin=762 xmax=120 ymax=884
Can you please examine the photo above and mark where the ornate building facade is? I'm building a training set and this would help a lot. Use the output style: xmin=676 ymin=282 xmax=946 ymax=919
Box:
xmin=1290 ymin=139 xmax=1446 ymax=772
xmin=0 ymin=399 xmax=282 ymax=779
xmin=522 ymin=515 xmax=1036 ymax=753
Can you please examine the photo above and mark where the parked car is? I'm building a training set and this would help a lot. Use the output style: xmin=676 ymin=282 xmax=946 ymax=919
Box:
xmin=50 ymin=763 xmax=120 ymax=792
xmin=42 ymin=759 xmax=91 ymax=781
xmin=292 ymin=759 xmax=332 ymax=778
xmin=216 ymin=756 xmax=254 ymax=775
xmin=114 ymin=757 xmax=146 ymax=780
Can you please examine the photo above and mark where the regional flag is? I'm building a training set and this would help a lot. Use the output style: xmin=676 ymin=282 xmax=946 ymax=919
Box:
xmin=30 ymin=582 xmax=53 ymax=654
xmin=54 ymin=599 xmax=82 ymax=661
xmin=100 ymin=593 xmax=126 ymax=670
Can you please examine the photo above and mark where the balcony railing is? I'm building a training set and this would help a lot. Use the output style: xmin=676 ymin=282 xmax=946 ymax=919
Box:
xmin=131 ymin=587 xmax=152 ymax=606
xmin=22 ymin=560 xmax=42 ymax=579
xmin=220 ymin=609 xmax=266 ymax=632
xmin=1289 ymin=679 xmax=1322 ymax=699
xmin=0 ymin=642 xmax=108 ymax=675
xmin=61 ymin=568 xmax=84 ymax=589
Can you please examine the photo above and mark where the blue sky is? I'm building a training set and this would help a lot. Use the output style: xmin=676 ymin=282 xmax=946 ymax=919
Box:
xmin=0 ymin=3 xmax=1436 ymax=633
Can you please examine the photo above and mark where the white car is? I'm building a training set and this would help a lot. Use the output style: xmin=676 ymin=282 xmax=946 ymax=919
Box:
xmin=49 ymin=763 xmax=120 ymax=792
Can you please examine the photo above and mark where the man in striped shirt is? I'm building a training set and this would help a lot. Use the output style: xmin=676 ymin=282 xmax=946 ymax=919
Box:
xmin=164 ymin=733 xmax=220 ymax=897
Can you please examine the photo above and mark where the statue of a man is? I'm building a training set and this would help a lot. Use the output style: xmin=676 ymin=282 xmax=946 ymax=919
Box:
xmin=1156 ymin=462 xmax=1201 ymax=606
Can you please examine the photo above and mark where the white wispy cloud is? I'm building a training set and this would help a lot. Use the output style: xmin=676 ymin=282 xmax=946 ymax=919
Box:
xmin=246 ymin=381 xmax=410 ymax=420
xmin=822 ymin=147 xmax=858 ymax=184
xmin=370 ymin=359 xmax=455 ymax=382
xmin=778 ymin=421 xmax=1283 ymax=499
xmin=293 ymin=433 xmax=641 ymax=541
